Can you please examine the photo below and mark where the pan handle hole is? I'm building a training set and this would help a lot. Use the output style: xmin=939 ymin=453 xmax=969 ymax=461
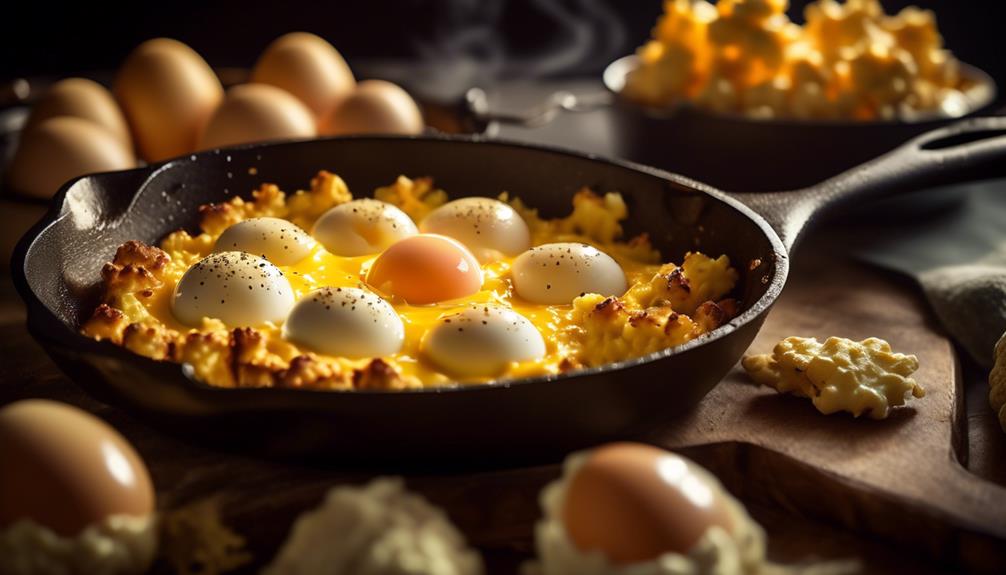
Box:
xmin=920 ymin=128 xmax=1006 ymax=150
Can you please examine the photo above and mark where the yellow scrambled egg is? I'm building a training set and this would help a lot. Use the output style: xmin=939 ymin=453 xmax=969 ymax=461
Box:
xmin=83 ymin=171 xmax=739 ymax=390
xmin=624 ymin=0 xmax=970 ymax=121
xmin=742 ymin=336 xmax=924 ymax=419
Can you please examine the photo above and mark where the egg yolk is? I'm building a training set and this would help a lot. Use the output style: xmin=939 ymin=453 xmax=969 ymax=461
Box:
xmin=366 ymin=234 xmax=482 ymax=305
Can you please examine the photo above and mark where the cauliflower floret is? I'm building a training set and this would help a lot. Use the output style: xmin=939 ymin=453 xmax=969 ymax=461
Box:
xmin=743 ymin=336 xmax=924 ymax=419
xmin=264 ymin=478 xmax=484 ymax=575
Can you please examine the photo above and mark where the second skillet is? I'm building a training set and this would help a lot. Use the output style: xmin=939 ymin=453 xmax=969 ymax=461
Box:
xmin=12 ymin=117 xmax=1006 ymax=461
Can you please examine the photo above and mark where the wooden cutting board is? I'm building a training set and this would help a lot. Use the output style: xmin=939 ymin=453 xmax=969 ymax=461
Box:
xmin=1 ymin=231 xmax=1004 ymax=574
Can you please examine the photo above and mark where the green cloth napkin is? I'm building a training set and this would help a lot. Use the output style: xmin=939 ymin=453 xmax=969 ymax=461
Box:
xmin=855 ymin=181 xmax=1006 ymax=368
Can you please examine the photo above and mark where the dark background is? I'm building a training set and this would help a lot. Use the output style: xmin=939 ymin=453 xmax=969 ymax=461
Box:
xmin=2 ymin=1 xmax=1002 ymax=98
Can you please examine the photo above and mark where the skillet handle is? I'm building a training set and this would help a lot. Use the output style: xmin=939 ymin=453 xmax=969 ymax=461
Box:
xmin=734 ymin=116 xmax=1006 ymax=252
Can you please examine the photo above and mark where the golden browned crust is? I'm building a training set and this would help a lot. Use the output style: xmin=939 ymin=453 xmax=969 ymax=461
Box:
xmin=99 ymin=241 xmax=170 ymax=302
xmin=82 ymin=304 xmax=128 ymax=344
xmin=354 ymin=358 xmax=419 ymax=391
xmin=123 ymin=322 xmax=179 ymax=361
xmin=278 ymin=355 xmax=352 ymax=390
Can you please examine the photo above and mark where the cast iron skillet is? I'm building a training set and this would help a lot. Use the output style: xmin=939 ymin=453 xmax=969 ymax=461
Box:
xmin=12 ymin=117 xmax=1006 ymax=461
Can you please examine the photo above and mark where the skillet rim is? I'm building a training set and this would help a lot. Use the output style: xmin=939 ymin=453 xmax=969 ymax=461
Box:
xmin=11 ymin=133 xmax=789 ymax=400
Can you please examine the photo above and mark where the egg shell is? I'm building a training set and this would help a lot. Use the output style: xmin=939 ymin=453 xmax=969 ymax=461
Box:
xmin=283 ymin=287 xmax=405 ymax=359
xmin=420 ymin=197 xmax=532 ymax=263
xmin=25 ymin=77 xmax=132 ymax=148
xmin=251 ymin=32 xmax=356 ymax=122
xmin=366 ymin=234 xmax=482 ymax=305
xmin=199 ymin=83 xmax=316 ymax=150
xmin=0 ymin=400 xmax=154 ymax=536
xmin=312 ymin=198 xmax=418 ymax=257
xmin=422 ymin=304 xmax=546 ymax=377
xmin=512 ymin=243 xmax=628 ymax=305
xmin=561 ymin=442 xmax=735 ymax=564
xmin=171 ymin=251 xmax=295 ymax=327
xmin=7 ymin=116 xmax=134 ymax=200
xmin=321 ymin=80 xmax=424 ymax=136
xmin=114 ymin=38 xmax=223 ymax=162
xmin=214 ymin=217 xmax=315 ymax=265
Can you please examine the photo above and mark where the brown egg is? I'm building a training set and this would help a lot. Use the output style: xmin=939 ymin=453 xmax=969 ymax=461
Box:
xmin=198 ymin=83 xmax=316 ymax=150
xmin=321 ymin=80 xmax=424 ymax=136
xmin=25 ymin=77 xmax=132 ymax=149
xmin=114 ymin=38 xmax=223 ymax=162
xmin=561 ymin=443 xmax=735 ymax=564
xmin=251 ymin=32 xmax=356 ymax=122
xmin=7 ymin=117 xmax=135 ymax=200
xmin=0 ymin=400 xmax=155 ymax=536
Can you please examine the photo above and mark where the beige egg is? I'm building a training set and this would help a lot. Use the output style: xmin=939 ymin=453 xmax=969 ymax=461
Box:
xmin=561 ymin=442 xmax=735 ymax=564
xmin=321 ymin=80 xmax=424 ymax=136
xmin=8 ymin=117 xmax=134 ymax=200
xmin=199 ymin=84 xmax=316 ymax=150
xmin=251 ymin=32 xmax=356 ymax=122
xmin=0 ymin=400 xmax=155 ymax=536
xmin=25 ymin=77 xmax=131 ymax=149
xmin=114 ymin=38 xmax=223 ymax=162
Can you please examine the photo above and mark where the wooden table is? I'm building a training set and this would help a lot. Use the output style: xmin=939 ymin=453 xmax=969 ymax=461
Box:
xmin=3 ymin=221 xmax=1004 ymax=574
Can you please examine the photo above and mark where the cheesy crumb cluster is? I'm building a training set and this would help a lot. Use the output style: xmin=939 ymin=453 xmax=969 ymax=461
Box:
xmin=742 ymin=336 xmax=924 ymax=419
xmin=624 ymin=0 xmax=972 ymax=121
xmin=82 ymin=171 xmax=739 ymax=390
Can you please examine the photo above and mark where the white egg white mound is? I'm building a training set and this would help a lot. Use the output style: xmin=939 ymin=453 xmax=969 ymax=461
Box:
xmin=0 ymin=515 xmax=157 ymax=575
xmin=422 ymin=304 xmax=546 ymax=378
xmin=529 ymin=452 xmax=766 ymax=575
xmin=264 ymin=478 xmax=484 ymax=575
xmin=213 ymin=217 xmax=315 ymax=266
xmin=312 ymin=198 xmax=418 ymax=257
xmin=512 ymin=243 xmax=627 ymax=305
xmin=283 ymin=287 xmax=405 ymax=359
xmin=171 ymin=251 xmax=295 ymax=327
xmin=420 ymin=197 xmax=532 ymax=263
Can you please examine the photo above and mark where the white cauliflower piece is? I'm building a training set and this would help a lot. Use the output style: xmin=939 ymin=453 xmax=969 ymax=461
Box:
xmin=0 ymin=515 xmax=157 ymax=575
xmin=264 ymin=478 xmax=484 ymax=575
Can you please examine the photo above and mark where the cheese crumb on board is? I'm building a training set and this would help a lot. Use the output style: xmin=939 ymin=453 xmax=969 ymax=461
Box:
xmin=742 ymin=336 xmax=924 ymax=419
